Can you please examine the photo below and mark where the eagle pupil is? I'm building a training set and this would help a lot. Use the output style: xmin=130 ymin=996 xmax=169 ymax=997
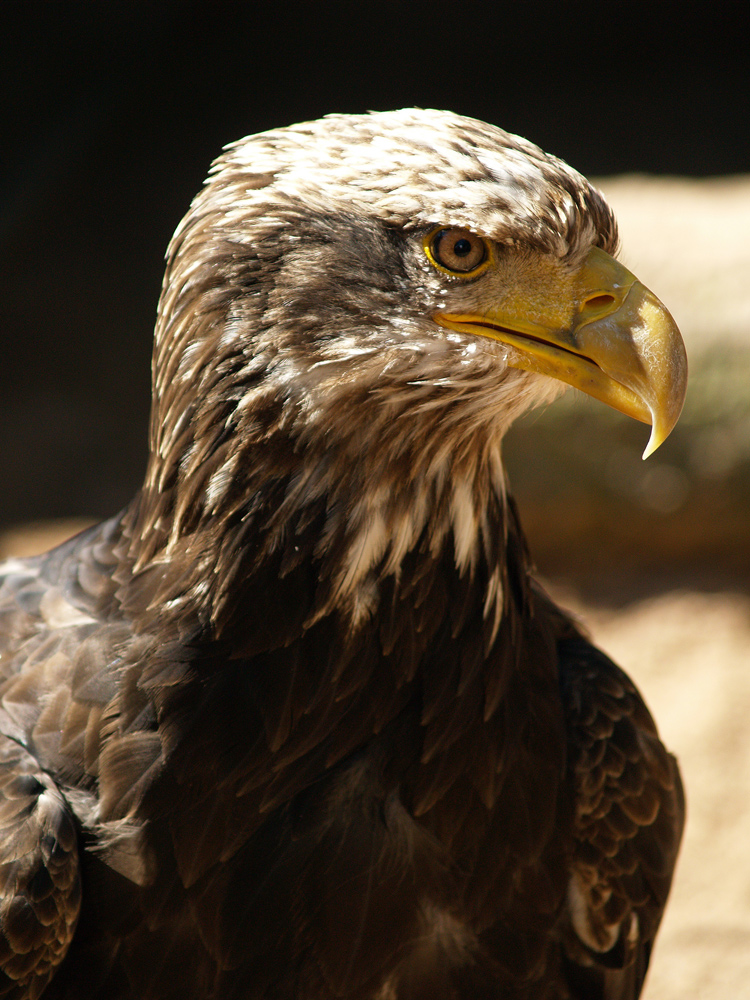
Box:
xmin=453 ymin=239 xmax=471 ymax=256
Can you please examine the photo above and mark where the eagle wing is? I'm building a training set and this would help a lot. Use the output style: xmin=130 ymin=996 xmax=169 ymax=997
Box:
xmin=0 ymin=735 xmax=80 ymax=997
xmin=558 ymin=628 xmax=685 ymax=999
xmin=0 ymin=519 xmax=162 ymax=997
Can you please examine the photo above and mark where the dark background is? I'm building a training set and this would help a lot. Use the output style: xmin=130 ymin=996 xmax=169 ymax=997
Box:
xmin=1 ymin=0 xmax=747 ymax=531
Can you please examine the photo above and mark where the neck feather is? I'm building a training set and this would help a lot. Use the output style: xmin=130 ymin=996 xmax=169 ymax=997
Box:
xmin=125 ymin=352 xmax=528 ymax=645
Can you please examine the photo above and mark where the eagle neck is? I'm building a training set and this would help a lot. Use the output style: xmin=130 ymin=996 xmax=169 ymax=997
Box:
xmin=124 ymin=405 xmax=520 ymax=661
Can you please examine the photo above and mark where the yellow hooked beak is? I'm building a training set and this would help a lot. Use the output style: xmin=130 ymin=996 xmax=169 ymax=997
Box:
xmin=433 ymin=246 xmax=687 ymax=458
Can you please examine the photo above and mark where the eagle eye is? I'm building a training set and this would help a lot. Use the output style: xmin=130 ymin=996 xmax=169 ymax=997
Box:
xmin=425 ymin=227 xmax=490 ymax=276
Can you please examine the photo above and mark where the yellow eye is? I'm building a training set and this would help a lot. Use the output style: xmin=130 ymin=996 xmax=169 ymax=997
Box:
xmin=425 ymin=227 xmax=490 ymax=276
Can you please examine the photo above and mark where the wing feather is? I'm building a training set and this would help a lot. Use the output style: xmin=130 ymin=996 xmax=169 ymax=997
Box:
xmin=559 ymin=634 xmax=684 ymax=997
xmin=0 ymin=736 xmax=80 ymax=997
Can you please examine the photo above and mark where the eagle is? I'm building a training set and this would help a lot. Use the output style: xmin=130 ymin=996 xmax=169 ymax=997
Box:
xmin=0 ymin=110 xmax=686 ymax=1000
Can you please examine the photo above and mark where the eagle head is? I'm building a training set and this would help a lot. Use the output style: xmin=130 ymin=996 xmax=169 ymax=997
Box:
xmin=131 ymin=109 xmax=687 ymax=622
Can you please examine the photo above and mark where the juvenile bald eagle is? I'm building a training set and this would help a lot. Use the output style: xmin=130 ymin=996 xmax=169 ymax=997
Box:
xmin=0 ymin=110 xmax=685 ymax=999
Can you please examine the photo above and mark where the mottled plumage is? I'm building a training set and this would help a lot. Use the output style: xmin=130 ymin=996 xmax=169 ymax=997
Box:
xmin=0 ymin=110 xmax=684 ymax=999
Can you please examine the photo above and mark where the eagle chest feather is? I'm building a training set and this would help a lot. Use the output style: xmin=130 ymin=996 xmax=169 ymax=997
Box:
xmin=128 ymin=495 xmax=570 ymax=995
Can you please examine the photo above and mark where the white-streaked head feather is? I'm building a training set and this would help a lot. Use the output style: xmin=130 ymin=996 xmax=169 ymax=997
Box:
xmin=134 ymin=110 xmax=616 ymax=623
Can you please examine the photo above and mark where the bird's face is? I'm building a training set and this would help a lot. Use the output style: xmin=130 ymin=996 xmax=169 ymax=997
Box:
xmin=153 ymin=109 xmax=686 ymax=478
xmin=417 ymin=226 xmax=685 ymax=457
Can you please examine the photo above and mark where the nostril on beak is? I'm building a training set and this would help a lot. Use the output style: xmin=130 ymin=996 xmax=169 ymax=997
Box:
xmin=585 ymin=294 xmax=616 ymax=310
xmin=579 ymin=292 xmax=617 ymax=322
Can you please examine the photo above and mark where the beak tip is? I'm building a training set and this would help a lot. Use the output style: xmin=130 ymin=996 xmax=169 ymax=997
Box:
xmin=642 ymin=433 xmax=660 ymax=461
xmin=641 ymin=387 xmax=686 ymax=460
